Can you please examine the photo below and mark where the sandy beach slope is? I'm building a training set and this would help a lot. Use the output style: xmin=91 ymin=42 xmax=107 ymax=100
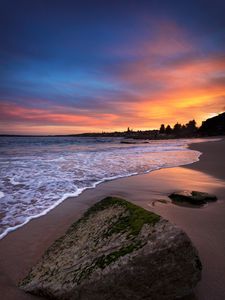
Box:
xmin=0 ymin=138 xmax=224 ymax=300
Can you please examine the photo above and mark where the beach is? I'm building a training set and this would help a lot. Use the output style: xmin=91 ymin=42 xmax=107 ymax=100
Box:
xmin=0 ymin=138 xmax=224 ymax=300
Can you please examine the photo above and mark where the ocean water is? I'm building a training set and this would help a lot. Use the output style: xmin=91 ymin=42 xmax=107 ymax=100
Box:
xmin=0 ymin=136 xmax=214 ymax=239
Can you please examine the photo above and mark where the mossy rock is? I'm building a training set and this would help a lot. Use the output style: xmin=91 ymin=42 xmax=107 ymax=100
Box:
xmin=19 ymin=197 xmax=201 ymax=300
xmin=169 ymin=191 xmax=217 ymax=205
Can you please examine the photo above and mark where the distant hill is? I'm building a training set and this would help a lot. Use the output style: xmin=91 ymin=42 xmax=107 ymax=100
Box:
xmin=199 ymin=112 xmax=225 ymax=136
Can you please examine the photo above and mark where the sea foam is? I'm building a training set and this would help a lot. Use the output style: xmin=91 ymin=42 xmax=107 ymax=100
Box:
xmin=0 ymin=136 xmax=219 ymax=239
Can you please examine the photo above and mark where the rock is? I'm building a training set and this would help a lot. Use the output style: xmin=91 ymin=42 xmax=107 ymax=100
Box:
xmin=120 ymin=139 xmax=149 ymax=144
xmin=169 ymin=191 xmax=217 ymax=205
xmin=19 ymin=197 xmax=202 ymax=300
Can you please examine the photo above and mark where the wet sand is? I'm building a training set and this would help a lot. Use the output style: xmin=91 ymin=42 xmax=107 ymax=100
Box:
xmin=0 ymin=138 xmax=224 ymax=300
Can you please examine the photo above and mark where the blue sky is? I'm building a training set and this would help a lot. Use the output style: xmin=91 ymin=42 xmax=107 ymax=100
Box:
xmin=0 ymin=0 xmax=225 ymax=134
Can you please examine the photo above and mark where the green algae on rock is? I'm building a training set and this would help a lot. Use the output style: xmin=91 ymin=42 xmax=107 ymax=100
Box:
xmin=19 ymin=197 xmax=202 ymax=300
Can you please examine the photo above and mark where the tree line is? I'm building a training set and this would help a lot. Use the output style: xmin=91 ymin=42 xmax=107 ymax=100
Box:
xmin=159 ymin=119 xmax=198 ymax=137
xmin=158 ymin=112 xmax=225 ymax=138
xmin=68 ymin=112 xmax=224 ymax=139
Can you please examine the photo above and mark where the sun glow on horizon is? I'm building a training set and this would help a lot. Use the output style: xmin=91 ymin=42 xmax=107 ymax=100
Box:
xmin=0 ymin=2 xmax=225 ymax=135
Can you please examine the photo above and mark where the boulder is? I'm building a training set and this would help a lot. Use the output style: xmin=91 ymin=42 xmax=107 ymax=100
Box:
xmin=19 ymin=197 xmax=202 ymax=300
xmin=169 ymin=191 xmax=217 ymax=205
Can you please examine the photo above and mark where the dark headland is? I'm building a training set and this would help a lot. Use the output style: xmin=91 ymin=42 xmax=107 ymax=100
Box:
xmin=1 ymin=112 xmax=224 ymax=140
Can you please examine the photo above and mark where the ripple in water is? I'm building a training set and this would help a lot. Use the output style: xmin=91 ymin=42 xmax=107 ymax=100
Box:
xmin=0 ymin=136 xmax=217 ymax=239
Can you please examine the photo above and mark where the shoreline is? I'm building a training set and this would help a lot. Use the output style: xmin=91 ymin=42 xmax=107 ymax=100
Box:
xmin=185 ymin=138 xmax=225 ymax=180
xmin=0 ymin=138 xmax=224 ymax=299
xmin=0 ymin=137 xmax=214 ymax=240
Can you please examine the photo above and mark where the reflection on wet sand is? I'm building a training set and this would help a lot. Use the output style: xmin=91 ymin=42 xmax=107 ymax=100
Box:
xmin=0 ymin=145 xmax=224 ymax=300
xmin=145 ymin=167 xmax=224 ymax=209
xmin=93 ymin=166 xmax=224 ymax=300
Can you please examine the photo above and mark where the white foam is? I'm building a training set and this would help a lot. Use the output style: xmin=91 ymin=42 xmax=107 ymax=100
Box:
xmin=0 ymin=137 xmax=219 ymax=239
xmin=9 ymin=178 xmax=20 ymax=185
xmin=0 ymin=191 xmax=5 ymax=199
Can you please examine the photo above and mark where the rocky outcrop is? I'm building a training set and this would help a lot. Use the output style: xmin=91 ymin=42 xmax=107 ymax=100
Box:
xmin=169 ymin=190 xmax=217 ymax=205
xmin=19 ymin=197 xmax=202 ymax=300
xmin=199 ymin=111 xmax=225 ymax=136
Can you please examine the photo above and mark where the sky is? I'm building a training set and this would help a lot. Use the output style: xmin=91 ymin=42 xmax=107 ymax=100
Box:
xmin=0 ymin=0 xmax=225 ymax=135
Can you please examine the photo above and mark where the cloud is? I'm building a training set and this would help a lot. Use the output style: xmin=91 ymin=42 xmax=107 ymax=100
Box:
xmin=0 ymin=15 xmax=225 ymax=134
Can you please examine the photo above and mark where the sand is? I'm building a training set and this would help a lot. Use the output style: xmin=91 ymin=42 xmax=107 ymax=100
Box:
xmin=0 ymin=138 xmax=224 ymax=300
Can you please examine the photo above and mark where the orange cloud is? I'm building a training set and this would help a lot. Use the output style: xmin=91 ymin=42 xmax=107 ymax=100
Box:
xmin=110 ymin=23 xmax=225 ymax=128
xmin=0 ymin=102 xmax=124 ymax=134
xmin=1 ymin=20 xmax=224 ymax=134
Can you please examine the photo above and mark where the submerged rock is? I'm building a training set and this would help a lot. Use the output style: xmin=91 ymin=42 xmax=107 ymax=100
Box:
xmin=120 ymin=139 xmax=149 ymax=144
xmin=19 ymin=197 xmax=202 ymax=300
xmin=169 ymin=190 xmax=217 ymax=205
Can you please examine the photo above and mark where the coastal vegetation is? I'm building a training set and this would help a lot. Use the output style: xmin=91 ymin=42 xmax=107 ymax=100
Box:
xmin=72 ymin=112 xmax=225 ymax=139
xmin=1 ymin=112 xmax=224 ymax=140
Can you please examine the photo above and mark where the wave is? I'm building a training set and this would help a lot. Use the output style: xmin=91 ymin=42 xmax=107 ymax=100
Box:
xmin=0 ymin=137 xmax=219 ymax=239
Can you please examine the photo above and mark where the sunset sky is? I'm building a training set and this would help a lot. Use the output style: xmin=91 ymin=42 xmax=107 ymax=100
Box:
xmin=0 ymin=0 xmax=225 ymax=135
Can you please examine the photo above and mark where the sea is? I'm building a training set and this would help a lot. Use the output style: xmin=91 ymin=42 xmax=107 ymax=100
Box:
xmin=0 ymin=136 xmax=216 ymax=239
